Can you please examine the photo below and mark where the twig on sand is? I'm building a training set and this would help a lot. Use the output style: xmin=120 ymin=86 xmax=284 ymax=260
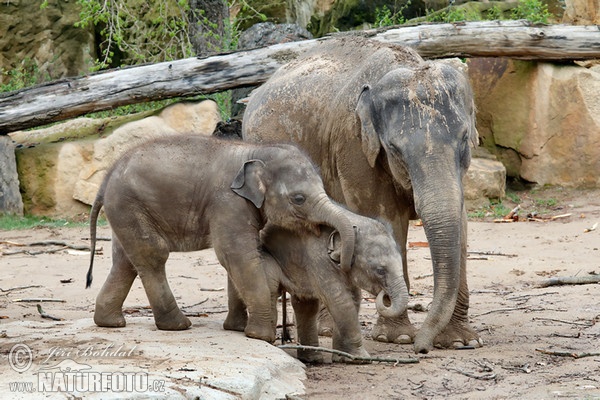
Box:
xmin=533 ymin=317 xmax=594 ymax=327
xmin=447 ymin=367 xmax=497 ymax=380
xmin=537 ymin=275 xmax=600 ymax=288
xmin=181 ymin=298 xmax=209 ymax=309
xmin=0 ymin=285 xmax=43 ymax=293
xmin=36 ymin=304 xmax=63 ymax=321
xmin=468 ymin=250 xmax=518 ymax=258
xmin=13 ymin=298 xmax=66 ymax=303
xmin=277 ymin=344 xmax=419 ymax=364
xmin=535 ymin=348 xmax=600 ymax=359
xmin=1 ymin=240 xmax=101 ymax=256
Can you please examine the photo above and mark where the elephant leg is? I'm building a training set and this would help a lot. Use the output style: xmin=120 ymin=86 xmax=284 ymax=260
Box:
xmin=325 ymin=287 xmax=370 ymax=363
xmin=94 ymin=236 xmax=137 ymax=328
xmin=223 ymin=277 xmax=248 ymax=332
xmin=291 ymin=296 xmax=323 ymax=364
xmin=123 ymin=231 xmax=191 ymax=331
xmin=214 ymin=237 xmax=278 ymax=343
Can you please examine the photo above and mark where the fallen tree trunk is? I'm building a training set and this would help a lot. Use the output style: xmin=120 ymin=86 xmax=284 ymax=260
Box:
xmin=1 ymin=20 xmax=599 ymax=134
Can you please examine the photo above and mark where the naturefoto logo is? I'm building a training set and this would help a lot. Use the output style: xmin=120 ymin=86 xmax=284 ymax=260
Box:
xmin=8 ymin=343 xmax=165 ymax=394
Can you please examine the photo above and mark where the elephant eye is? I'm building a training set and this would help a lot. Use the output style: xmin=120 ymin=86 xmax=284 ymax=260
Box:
xmin=375 ymin=267 xmax=386 ymax=276
xmin=290 ymin=193 xmax=306 ymax=205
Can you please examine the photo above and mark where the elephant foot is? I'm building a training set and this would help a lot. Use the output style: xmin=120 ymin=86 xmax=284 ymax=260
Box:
xmin=154 ymin=309 xmax=192 ymax=331
xmin=433 ymin=320 xmax=483 ymax=350
xmin=297 ymin=349 xmax=325 ymax=364
xmin=371 ymin=314 xmax=416 ymax=344
xmin=331 ymin=346 xmax=371 ymax=364
xmin=244 ymin=321 xmax=276 ymax=343
xmin=223 ymin=310 xmax=248 ymax=332
xmin=244 ymin=314 xmax=277 ymax=343
xmin=94 ymin=313 xmax=126 ymax=328
xmin=94 ymin=305 xmax=126 ymax=328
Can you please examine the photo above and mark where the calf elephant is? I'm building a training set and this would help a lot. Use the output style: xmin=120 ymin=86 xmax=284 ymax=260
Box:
xmin=86 ymin=135 xmax=355 ymax=343
xmin=243 ymin=37 xmax=481 ymax=353
xmin=259 ymin=213 xmax=408 ymax=363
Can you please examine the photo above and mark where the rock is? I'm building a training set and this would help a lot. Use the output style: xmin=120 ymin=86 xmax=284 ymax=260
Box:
xmin=0 ymin=136 xmax=24 ymax=215
xmin=563 ymin=0 xmax=600 ymax=24
xmin=464 ymin=156 xmax=507 ymax=209
xmin=469 ymin=58 xmax=600 ymax=187
xmin=13 ymin=100 xmax=221 ymax=217
xmin=0 ymin=0 xmax=94 ymax=84
xmin=231 ymin=23 xmax=312 ymax=120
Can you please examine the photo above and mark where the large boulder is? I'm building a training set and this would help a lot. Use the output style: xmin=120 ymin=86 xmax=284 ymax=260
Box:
xmin=563 ymin=0 xmax=600 ymax=24
xmin=12 ymin=100 xmax=221 ymax=217
xmin=0 ymin=136 xmax=24 ymax=215
xmin=469 ymin=58 xmax=600 ymax=187
xmin=0 ymin=0 xmax=94 ymax=85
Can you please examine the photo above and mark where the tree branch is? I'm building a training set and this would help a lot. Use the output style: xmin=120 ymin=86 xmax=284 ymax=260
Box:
xmin=1 ymin=21 xmax=599 ymax=134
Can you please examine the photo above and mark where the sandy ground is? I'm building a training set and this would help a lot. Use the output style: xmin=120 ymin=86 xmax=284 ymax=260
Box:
xmin=1 ymin=186 xmax=599 ymax=399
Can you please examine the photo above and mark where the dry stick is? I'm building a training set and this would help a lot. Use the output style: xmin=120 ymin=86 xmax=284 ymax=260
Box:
xmin=181 ymin=298 xmax=209 ymax=309
xmin=200 ymin=287 xmax=225 ymax=292
xmin=447 ymin=367 xmax=497 ymax=381
xmin=36 ymin=304 xmax=63 ymax=321
xmin=533 ymin=317 xmax=594 ymax=327
xmin=535 ymin=348 xmax=600 ymax=359
xmin=0 ymin=285 xmax=43 ymax=293
xmin=13 ymin=298 xmax=66 ymax=303
xmin=277 ymin=344 xmax=419 ymax=364
xmin=468 ymin=250 xmax=518 ymax=258
xmin=538 ymin=275 xmax=600 ymax=288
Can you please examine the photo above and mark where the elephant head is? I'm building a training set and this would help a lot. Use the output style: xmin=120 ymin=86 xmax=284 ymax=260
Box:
xmin=231 ymin=145 xmax=356 ymax=271
xmin=356 ymin=61 xmax=478 ymax=352
xmin=327 ymin=216 xmax=409 ymax=319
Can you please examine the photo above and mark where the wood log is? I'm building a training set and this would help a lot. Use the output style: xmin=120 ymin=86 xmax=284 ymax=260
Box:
xmin=1 ymin=20 xmax=599 ymax=134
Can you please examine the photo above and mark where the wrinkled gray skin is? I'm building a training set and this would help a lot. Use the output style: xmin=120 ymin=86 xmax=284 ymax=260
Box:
xmin=86 ymin=135 xmax=356 ymax=343
xmin=243 ymin=37 xmax=481 ymax=353
xmin=260 ymin=213 xmax=408 ymax=363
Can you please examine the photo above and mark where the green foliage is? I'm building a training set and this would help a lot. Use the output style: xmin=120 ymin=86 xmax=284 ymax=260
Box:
xmin=0 ymin=59 xmax=48 ymax=92
xmin=374 ymin=4 xmax=408 ymax=27
xmin=0 ymin=214 xmax=106 ymax=231
xmin=75 ymin=0 xmax=197 ymax=69
xmin=486 ymin=4 xmax=505 ymax=20
xmin=468 ymin=200 xmax=512 ymax=219
xmin=512 ymin=0 xmax=552 ymax=23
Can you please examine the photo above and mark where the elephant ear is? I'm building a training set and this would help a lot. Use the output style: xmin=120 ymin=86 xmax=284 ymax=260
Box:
xmin=327 ymin=228 xmax=356 ymax=273
xmin=356 ymin=84 xmax=381 ymax=169
xmin=327 ymin=230 xmax=342 ymax=266
xmin=231 ymin=159 xmax=267 ymax=208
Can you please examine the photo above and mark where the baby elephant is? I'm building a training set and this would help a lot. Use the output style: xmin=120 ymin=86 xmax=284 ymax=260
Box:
xmin=260 ymin=213 xmax=409 ymax=363
xmin=86 ymin=135 xmax=356 ymax=343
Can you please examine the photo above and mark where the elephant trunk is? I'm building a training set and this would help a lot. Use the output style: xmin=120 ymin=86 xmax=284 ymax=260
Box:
xmin=311 ymin=194 xmax=356 ymax=271
xmin=412 ymin=172 xmax=464 ymax=354
xmin=375 ymin=273 xmax=409 ymax=318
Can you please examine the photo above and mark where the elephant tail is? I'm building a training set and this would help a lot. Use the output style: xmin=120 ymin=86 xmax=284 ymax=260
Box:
xmin=86 ymin=189 xmax=105 ymax=289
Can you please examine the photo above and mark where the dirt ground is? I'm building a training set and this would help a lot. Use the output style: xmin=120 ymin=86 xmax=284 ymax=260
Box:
xmin=1 ymin=186 xmax=599 ymax=399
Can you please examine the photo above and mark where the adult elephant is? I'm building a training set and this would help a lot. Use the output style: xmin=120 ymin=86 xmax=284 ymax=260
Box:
xmin=243 ymin=37 xmax=481 ymax=354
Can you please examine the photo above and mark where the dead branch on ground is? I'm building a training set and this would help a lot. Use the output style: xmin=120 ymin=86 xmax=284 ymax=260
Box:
xmin=538 ymin=275 xmax=600 ymax=288
xmin=533 ymin=317 xmax=594 ymax=327
xmin=277 ymin=344 xmax=419 ymax=364
xmin=535 ymin=348 xmax=600 ymax=359
xmin=0 ymin=285 xmax=43 ymax=293
xmin=36 ymin=304 xmax=63 ymax=321
xmin=13 ymin=298 xmax=66 ymax=303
